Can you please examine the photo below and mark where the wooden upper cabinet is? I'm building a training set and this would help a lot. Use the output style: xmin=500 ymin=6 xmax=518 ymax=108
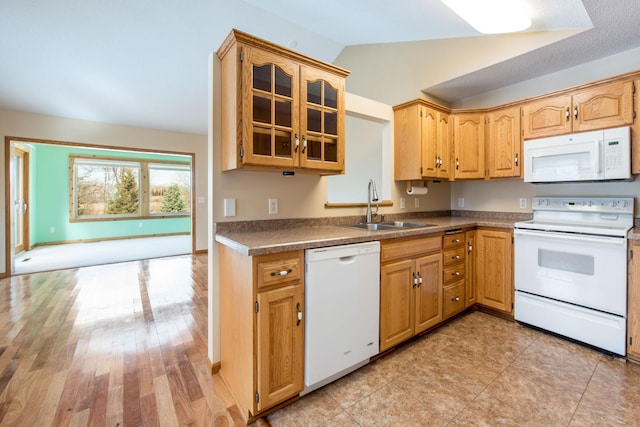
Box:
xmin=487 ymin=106 xmax=521 ymax=178
xmin=454 ymin=113 xmax=485 ymax=179
xmin=393 ymin=100 xmax=451 ymax=180
xmin=521 ymin=94 xmax=571 ymax=139
xmin=217 ymin=29 xmax=349 ymax=174
xmin=572 ymin=80 xmax=634 ymax=132
xmin=436 ymin=111 xmax=452 ymax=179
xmin=522 ymin=80 xmax=634 ymax=139
xmin=394 ymin=102 xmax=423 ymax=180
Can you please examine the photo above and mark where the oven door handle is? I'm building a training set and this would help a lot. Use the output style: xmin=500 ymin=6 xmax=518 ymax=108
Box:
xmin=514 ymin=229 xmax=627 ymax=246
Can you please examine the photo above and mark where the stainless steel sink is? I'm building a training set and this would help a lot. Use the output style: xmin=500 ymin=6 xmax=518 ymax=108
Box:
xmin=348 ymin=223 xmax=399 ymax=231
xmin=347 ymin=221 xmax=435 ymax=231
xmin=380 ymin=221 xmax=435 ymax=229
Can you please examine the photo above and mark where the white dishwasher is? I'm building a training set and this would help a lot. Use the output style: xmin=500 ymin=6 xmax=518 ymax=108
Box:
xmin=303 ymin=241 xmax=380 ymax=395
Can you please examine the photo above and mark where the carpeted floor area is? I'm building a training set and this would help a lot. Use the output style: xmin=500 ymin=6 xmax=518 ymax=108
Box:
xmin=14 ymin=234 xmax=191 ymax=275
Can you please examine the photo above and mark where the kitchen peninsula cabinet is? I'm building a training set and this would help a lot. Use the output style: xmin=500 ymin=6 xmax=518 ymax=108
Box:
xmin=217 ymin=29 xmax=349 ymax=174
xmin=628 ymin=241 xmax=640 ymax=362
xmin=476 ymin=229 xmax=513 ymax=314
xmin=394 ymin=100 xmax=451 ymax=180
xmin=487 ymin=107 xmax=521 ymax=178
xmin=453 ymin=112 xmax=485 ymax=179
xmin=522 ymin=80 xmax=634 ymax=139
xmin=380 ymin=235 xmax=442 ymax=351
xmin=218 ymin=245 xmax=304 ymax=422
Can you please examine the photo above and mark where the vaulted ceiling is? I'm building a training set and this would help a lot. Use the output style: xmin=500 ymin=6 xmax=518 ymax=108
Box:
xmin=1 ymin=0 xmax=639 ymax=134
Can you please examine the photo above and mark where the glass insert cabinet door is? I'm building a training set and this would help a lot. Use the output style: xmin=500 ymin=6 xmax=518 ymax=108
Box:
xmin=242 ymin=47 xmax=300 ymax=168
xmin=299 ymin=67 xmax=345 ymax=172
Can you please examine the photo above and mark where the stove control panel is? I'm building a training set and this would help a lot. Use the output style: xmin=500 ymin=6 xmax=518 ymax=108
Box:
xmin=533 ymin=197 xmax=634 ymax=214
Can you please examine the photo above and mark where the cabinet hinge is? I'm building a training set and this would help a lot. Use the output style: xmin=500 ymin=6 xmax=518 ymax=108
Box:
xmin=630 ymin=336 xmax=633 ymax=346
xmin=255 ymin=392 xmax=260 ymax=403
xmin=633 ymin=82 xmax=636 ymax=94
xmin=511 ymin=236 xmax=514 ymax=244
xmin=631 ymin=249 xmax=634 ymax=259
xmin=255 ymin=301 xmax=259 ymax=313
xmin=240 ymin=49 xmax=244 ymax=62
xmin=240 ymin=146 xmax=245 ymax=158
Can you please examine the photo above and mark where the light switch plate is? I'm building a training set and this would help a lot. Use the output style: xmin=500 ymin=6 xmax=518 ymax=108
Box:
xmin=458 ymin=198 xmax=464 ymax=208
xmin=519 ymin=198 xmax=527 ymax=209
xmin=223 ymin=198 xmax=236 ymax=217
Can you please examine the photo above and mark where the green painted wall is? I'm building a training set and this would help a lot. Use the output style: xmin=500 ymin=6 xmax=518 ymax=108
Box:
xmin=30 ymin=144 xmax=191 ymax=246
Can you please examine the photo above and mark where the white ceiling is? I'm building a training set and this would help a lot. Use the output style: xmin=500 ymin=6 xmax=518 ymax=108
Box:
xmin=1 ymin=0 xmax=637 ymax=135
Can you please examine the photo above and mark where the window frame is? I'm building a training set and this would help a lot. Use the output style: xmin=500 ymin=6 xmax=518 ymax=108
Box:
xmin=70 ymin=155 xmax=191 ymax=222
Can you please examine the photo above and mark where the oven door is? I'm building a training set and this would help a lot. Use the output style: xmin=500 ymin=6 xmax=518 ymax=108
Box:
xmin=514 ymin=228 xmax=627 ymax=316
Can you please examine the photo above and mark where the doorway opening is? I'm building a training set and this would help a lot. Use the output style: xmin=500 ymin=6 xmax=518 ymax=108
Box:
xmin=5 ymin=137 xmax=196 ymax=275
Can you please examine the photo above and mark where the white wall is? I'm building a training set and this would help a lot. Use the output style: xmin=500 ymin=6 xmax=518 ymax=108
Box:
xmin=0 ymin=109 xmax=208 ymax=276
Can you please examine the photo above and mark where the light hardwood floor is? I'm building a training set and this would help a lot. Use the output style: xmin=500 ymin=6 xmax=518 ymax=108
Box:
xmin=0 ymin=254 xmax=240 ymax=427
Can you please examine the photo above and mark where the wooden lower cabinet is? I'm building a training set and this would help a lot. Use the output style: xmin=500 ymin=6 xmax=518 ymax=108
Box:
xmin=218 ymin=245 xmax=304 ymax=422
xmin=628 ymin=242 xmax=640 ymax=361
xmin=380 ymin=236 xmax=442 ymax=351
xmin=476 ymin=228 xmax=513 ymax=314
xmin=465 ymin=230 xmax=477 ymax=307
xmin=442 ymin=231 xmax=467 ymax=319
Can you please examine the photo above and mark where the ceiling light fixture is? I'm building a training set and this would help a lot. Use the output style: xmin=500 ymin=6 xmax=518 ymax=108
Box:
xmin=440 ymin=0 xmax=532 ymax=34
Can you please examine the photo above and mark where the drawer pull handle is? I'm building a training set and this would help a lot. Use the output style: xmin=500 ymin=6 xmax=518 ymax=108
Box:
xmin=452 ymin=271 xmax=461 ymax=276
xmin=296 ymin=303 xmax=302 ymax=326
xmin=271 ymin=269 xmax=292 ymax=277
xmin=452 ymin=239 xmax=460 ymax=243
xmin=417 ymin=272 xmax=423 ymax=287
xmin=452 ymin=296 xmax=460 ymax=302
xmin=452 ymin=255 xmax=460 ymax=260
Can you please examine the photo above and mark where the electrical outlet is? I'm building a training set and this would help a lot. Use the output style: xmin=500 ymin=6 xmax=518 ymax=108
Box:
xmin=49 ymin=227 xmax=55 ymax=233
xmin=414 ymin=198 xmax=420 ymax=208
xmin=458 ymin=198 xmax=464 ymax=208
xmin=268 ymin=198 xmax=278 ymax=214
xmin=519 ymin=198 xmax=527 ymax=209
xmin=138 ymin=222 xmax=143 ymax=228
xmin=400 ymin=197 xmax=406 ymax=209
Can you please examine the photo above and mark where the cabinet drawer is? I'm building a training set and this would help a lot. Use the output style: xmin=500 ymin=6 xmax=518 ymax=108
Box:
xmin=443 ymin=263 xmax=465 ymax=284
xmin=443 ymin=233 xmax=464 ymax=249
xmin=443 ymin=282 xmax=465 ymax=318
xmin=381 ymin=236 xmax=441 ymax=263
xmin=443 ymin=246 xmax=465 ymax=266
xmin=255 ymin=251 xmax=303 ymax=289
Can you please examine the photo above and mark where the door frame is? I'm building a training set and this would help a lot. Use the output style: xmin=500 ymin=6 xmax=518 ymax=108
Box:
xmin=4 ymin=136 xmax=197 ymax=277
xmin=13 ymin=146 xmax=30 ymax=253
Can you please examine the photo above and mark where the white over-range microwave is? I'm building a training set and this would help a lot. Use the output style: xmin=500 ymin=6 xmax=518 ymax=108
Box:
xmin=523 ymin=126 xmax=631 ymax=183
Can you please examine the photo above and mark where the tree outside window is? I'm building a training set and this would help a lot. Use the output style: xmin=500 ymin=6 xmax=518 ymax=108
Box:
xmin=149 ymin=163 xmax=191 ymax=215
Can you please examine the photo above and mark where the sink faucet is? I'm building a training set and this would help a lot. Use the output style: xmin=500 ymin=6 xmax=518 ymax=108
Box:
xmin=366 ymin=179 xmax=379 ymax=223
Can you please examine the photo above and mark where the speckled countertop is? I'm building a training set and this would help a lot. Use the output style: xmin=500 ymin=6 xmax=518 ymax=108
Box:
xmin=215 ymin=213 xmax=524 ymax=256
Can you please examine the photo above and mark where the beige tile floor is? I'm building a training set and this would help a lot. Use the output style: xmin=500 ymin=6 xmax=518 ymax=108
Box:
xmin=265 ymin=311 xmax=640 ymax=427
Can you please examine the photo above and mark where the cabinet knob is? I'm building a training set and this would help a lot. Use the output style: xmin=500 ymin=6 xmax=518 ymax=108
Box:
xmin=515 ymin=153 xmax=519 ymax=166
xmin=574 ymin=106 xmax=579 ymax=120
xmin=302 ymin=135 xmax=307 ymax=154
xmin=296 ymin=303 xmax=302 ymax=326
xmin=452 ymin=255 xmax=460 ymax=260
xmin=294 ymin=134 xmax=300 ymax=152
xmin=565 ymin=107 xmax=570 ymax=122
xmin=452 ymin=239 xmax=460 ymax=243
xmin=452 ymin=296 xmax=460 ymax=302
xmin=452 ymin=271 xmax=461 ymax=276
